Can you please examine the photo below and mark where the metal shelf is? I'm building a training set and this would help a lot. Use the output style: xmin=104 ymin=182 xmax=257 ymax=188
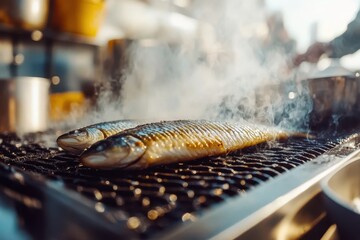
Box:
xmin=0 ymin=24 xmax=100 ymax=47
xmin=0 ymin=23 xmax=100 ymax=81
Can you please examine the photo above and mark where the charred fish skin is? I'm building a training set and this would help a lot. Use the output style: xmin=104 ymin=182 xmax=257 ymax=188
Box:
xmin=56 ymin=120 xmax=141 ymax=154
xmin=80 ymin=120 xmax=290 ymax=170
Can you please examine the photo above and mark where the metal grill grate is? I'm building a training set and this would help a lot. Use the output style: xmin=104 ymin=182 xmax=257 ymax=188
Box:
xmin=0 ymin=133 xmax=344 ymax=237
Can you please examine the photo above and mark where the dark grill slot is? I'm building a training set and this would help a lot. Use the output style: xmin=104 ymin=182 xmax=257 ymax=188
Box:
xmin=0 ymin=133 xmax=352 ymax=238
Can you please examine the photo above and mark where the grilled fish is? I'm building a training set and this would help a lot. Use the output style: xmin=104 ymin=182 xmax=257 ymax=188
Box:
xmin=57 ymin=120 xmax=141 ymax=154
xmin=80 ymin=120 xmax=303 ymax=169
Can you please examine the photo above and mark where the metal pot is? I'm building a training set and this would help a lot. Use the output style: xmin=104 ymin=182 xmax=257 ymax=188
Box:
xmin=0 ymin=0 xmax=49 ymax=29
xmin=0 ymin=77 xmax=50 ymax=134
xmin=302 ymin=75 xmax=358 ymax=129
xmin=299 ymin=61 xmax=360 ymax=129
xmin=254 ymin=74 xmax=359 ymax=130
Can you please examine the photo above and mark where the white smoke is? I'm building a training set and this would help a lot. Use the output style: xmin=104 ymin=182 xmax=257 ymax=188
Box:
xmin=91 ymin=0 xmax=309 ymax=129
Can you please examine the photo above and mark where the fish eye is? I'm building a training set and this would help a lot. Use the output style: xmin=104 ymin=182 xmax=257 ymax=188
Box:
xmin=75 ymin=130 xmax=89 ymax=138
xmin=96 ymin=145 xmax=104 ymax=151
xmin=68 ymin=129 xmax=82 ymax=135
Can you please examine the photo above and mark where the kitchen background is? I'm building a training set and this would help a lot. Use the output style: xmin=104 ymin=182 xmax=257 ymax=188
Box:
xmin=0 ymin=0 xmax=359 ymax=123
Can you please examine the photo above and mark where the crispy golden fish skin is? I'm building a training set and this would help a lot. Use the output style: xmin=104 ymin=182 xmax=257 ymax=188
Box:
xmin=56 ymin=120 xmax=141 ymax=154
xmin=80 ymin=120 xmax=296 ymax=169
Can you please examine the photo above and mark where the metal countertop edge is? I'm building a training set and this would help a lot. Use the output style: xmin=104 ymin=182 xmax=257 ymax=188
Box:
xmin=155 ymin=139 xmax=360 ymax=240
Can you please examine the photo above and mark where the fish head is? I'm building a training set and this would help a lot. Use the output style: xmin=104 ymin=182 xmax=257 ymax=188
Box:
xmin=80 ymin=135 xmax=146 ymax=168
xmin=57 ymin=127 xmax=104 ymax=154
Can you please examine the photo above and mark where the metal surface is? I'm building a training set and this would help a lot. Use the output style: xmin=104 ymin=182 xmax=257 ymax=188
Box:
xmin=254 ymin=75 xmax=360 ymax=130
xmin=0 ymin=158 xmax=130 ymax=240
xmin=322 ymin=156 xmax=360 ymax=239
xmin=303 ymin=75 xmax=358 ymax=128
xmin=0 ymin=131 xmax=358 ymax=239
xmin=0 ymin=0 xmax=49 ymax=29
xmin=0 ymin=77 xmax=50 ymax=134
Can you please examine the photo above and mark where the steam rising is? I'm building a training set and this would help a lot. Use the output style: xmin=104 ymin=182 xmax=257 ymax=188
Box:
xmin=90 ymin=1 xmax=310 ymax=130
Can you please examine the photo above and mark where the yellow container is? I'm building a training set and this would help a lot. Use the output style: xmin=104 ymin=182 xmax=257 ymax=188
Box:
xmin=50 ymin=91 xmax=85 ymax=121
xmin=52 ymin=0 xmax=105 ymax=37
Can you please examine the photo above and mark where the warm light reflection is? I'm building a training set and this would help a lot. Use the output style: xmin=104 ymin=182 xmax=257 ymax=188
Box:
xmin=51 ymin=76 xmax=60 ymax=85
xmin=94 ymin=202 xmax=105 ymax=213
xmin=31 ymin=30 xmax=43 ymax=41
xmin=127 ymin=217 xmax=141 ymax=229
xmin=14 ymin=54 xmax=24 ymax=65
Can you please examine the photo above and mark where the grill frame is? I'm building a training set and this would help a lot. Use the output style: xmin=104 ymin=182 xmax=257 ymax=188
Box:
xmin=0 ymin=132 xmax=360 ymax=239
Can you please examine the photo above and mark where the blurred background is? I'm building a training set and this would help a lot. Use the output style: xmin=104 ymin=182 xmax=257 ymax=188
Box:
xmin=0 ymin=0 xmax=359 ymax=124
xmin=267 ymin=0 xmax=360 ymax=70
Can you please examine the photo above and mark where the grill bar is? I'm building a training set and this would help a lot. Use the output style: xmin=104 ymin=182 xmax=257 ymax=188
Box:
xmin=0 ymin=132 xmax=357 ymax=238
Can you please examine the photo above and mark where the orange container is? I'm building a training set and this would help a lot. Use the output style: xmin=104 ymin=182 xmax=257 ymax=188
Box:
xmin=52 ymin=0 xmax=105 ymax=37
xmin=50 ymin=91 xmax=86 ymax=121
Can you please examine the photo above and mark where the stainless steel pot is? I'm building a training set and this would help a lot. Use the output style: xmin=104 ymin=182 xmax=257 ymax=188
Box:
xmin=0 ymin=77 xmax=50 ymax=134
xmin=302 ymin=75 xmax=358 ymax=128
xmin=0 ymin=0 xmax=49 ymax=29
xmin=296 ymin=61 xmax=360 ymax=129
xmin=254 ymin=74 xmax=359 ymax=130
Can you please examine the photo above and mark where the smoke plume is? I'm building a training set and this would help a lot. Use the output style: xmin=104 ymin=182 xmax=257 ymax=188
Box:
xmin=92 ymin=0 xmax=310 ymax=129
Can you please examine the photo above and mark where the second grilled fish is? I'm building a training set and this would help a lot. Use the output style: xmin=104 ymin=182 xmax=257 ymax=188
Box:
xmin=57 ymin=120 xmax=141 ymax=154
xmin=80 ymin=120 xmax=303 ymax=169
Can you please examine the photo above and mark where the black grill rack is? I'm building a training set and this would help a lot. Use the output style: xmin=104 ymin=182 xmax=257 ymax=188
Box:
xmin=0 ymin=133 xmax=347 ymax=238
